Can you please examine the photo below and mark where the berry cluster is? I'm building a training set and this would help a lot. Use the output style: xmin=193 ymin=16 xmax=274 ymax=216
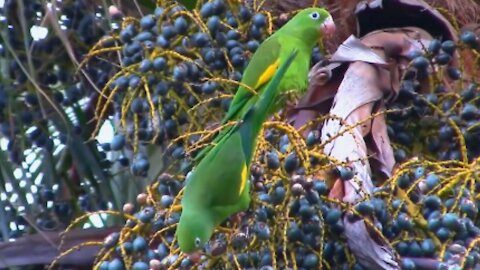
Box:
xmin=90 ymin=1 xmax=323 ymax=179
xmin=88 ymin=2 xmax=480 ymax=270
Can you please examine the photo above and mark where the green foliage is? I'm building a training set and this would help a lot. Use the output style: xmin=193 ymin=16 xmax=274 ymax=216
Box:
xmin=176 ymin=0 xmax=198 ymax=10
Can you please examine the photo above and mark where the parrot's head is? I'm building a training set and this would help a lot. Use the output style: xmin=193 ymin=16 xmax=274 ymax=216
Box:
xmin=281 ymin=8 xmax=335 ymax=45
xmin=176 ymin=209 xmax=214 ymax=253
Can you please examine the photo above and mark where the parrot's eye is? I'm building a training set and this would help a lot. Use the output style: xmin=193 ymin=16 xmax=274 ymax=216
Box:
xmin=194 ymin=237 xmax=201 ymax=247
xmin=309 ymin=11 xmax=320 ymax=20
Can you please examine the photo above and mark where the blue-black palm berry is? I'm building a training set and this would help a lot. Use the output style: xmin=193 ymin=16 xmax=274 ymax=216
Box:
xmin=156 ymin=35 xmax=170 ymax=48
xmin=131 ymin=157 xmax=150 ymax=176
xmin=435 ymin=53 xmax=451 ymax=65
xmin=108 ymin=258 xmax=124 ymax=270
xmin=227 ymin=29 xmax=240 ymax=40
xmin=132 ymin=261 xmax=149 ymax=270
xmin=200 ymin=2 xmax=215 ymax=18
xmin=130 ymin=98 xmax=144 ymax=114
xmin=412 ymin=56 xmax=429 ymax=70
xmin=201 ymin=81 xmax=218 ymax=95
xmin=400 ymin=258 xmax=416 ymax=270
xmin=138 ymin=207 xmax=155 ymax=223
xmin=428 ymin=39 xmax=441 ymax=54
xmin=161 ymin=24 xmax=176 ymax=40
xmin=338 ymin=167 xmax=354 ymax=180
xmin=132 ymin=235 xmax=147 ymax=252
xmin=174 ymin=17 xmax=189 ymax=34
xmin=207 ymin=16 xmax=221 ymax=33
xmin=140 ymin=15 xmax=155 ymax=30
xmin=172 ymin=64 xmax=188 ymax=81
xmin=110 ymin=134 xmax=126 ymax=150
xmin=192 ymin=32 xmax=210 ymax=47
xmin=461 ymin=103 xmax=477 ymax=120
xmin=325 ymin=208 xmax=342 ymax=224
xmin=135 ymin=31 xmax=153 ymax=42
xmin=138 ymin=59 xmax=152 ymax=72
xmin=446 ymin=66 xmax=461 ymax=80
xmin=441 ymin=40 xmax=456 ymax=54
xmin=284 ymin=152 xmax=299 ymax=173
xmin=252 ymin=13 xmax=267 ymax=28
xmin=460 ymin=31 xmax=478 ymax=48
xmin=128 ymin=75 xmax=141 ymax=88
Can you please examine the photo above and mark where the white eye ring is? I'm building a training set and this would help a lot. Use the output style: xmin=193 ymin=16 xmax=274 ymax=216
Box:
xmin=310 ymin=11 xmax=320 ymax=20
xmin=194 ymin=237 xmax=201 ymax=247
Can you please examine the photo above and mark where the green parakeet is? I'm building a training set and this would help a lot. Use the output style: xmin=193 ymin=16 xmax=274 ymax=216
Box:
xmin=194 ymin=7 xmax=335 ymax=161
xmin=223 ymin=7 xmax=334 ymax=122
xmin=176 ymin=50 xmax=299 ymax=253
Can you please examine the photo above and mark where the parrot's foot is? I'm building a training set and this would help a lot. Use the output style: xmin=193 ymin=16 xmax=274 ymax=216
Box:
xmin=208 ymin=239 xmax=227 ymax=256
xmin=309 ymin=60 xmax=333 ymax=86
xmin=228 ymin=212 xmax=248 ymax=230
xmin=187 ymin=250 xmax=203 ymax=264
xmin=216 ymin=212 xmax=247 ymax=235
xmin=315 ymin=66 xmax=332 ymax=85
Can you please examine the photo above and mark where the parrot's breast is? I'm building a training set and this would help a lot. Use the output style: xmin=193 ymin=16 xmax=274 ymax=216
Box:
xmin=279 ymin=40 xmax=311 ymax=95
xmin=283 ymin=66 xmax=309 ymax=92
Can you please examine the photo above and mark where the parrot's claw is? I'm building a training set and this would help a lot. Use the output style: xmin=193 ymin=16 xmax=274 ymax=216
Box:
xmin=229 ymin=212 xmax=246 ymax=227
xmin=243 ymin=225 xmax=251 ymax=238
xmin=187 ymin=251 xmax=203 ymax=264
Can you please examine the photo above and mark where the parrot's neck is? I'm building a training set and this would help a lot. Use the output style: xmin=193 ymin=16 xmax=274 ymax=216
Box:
xmin=180 ymin=208 xmax=216 ymax=239
xmin=277 ymin=27 xmax=319 ymax=50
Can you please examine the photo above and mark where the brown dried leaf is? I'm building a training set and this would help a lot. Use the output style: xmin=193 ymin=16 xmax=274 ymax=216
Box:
xmin=321 ymin=62 xmax=384 ymax=203
xmin=343 ymin=216 xmax=399 ymax=270
xmin=368 ymin=103 xmax=396 ymax=179
xmin=331 ymin=35 xmax=387 ymax=65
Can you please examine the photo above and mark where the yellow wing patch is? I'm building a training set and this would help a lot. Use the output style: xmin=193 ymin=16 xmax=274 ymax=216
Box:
xmin=254 ymin=59 xmax=280 ymax=89
xmin=239 ymin=163 xmax=248 ymax=196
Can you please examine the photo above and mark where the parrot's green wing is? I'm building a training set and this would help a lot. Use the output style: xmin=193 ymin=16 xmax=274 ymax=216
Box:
xmin=236 ymin=49 xmax=299 ymax=164
xmin=187 ymin=49 xmax=299 ymax=206
xmin=221 ymin=36 xmax=281 ymax=124
xmin=193 ymin=37 xmax=281 ymax=163
xmin=198 ymin=131 xmax=248 ymax=205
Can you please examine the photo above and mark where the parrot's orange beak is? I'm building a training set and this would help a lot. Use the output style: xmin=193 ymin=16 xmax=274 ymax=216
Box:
xmin=320 ymin=16 xmax=336 ymax=37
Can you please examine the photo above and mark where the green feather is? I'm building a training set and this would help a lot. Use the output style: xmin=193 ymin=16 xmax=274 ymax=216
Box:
xmin=176 ymin=50 xmax=299 ymax=253
xmin=221 ymin=36 xmax=281 ymax=124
